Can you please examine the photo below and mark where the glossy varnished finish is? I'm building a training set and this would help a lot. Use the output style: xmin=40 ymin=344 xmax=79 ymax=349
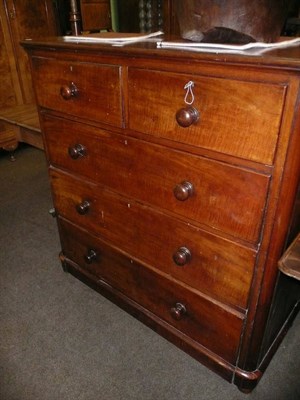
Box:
xmin=50 ymin=168 xmax=256 ymax=310
xmin=42 ymin=115 xmax=270 ymax=243
xmin=0 ymin=104 xmax=42 ymax=150
xmin=173 ymin=0 xmax=291 ymax=43
xmin=32 ymin=57 xmax=122 ymax=128
xmin=279 ymin=234 xmax=300 ymax=281
xmin=58 ymin=217 xmax=244 ymax=364
xmin=0 ymin=0 xmax=58 ymax=151
xmin=80 ymin=0 xmax=111 ymax=31
xmin=2 ymin=0 xmax=59 ymax=105
xmin=128 ymin=68 xmax=286 ymax=164
xmin=23 ymin=37 xmax=300 ymax=392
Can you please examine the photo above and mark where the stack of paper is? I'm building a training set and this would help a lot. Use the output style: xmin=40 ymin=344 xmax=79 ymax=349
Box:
xmin=63 ymin=31 xmax=163 ymax=47
xmin=157 ymin=37 xmax=300 ymax=55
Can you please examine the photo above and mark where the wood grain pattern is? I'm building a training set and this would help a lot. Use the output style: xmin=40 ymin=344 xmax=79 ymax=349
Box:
xmin=32 ymin=57 xmax=122 ymax=128
xmin=51 ymin=168 xmax=257 ymax=309
xmin=0 ymin=1 xmax=22 ymax=107
xmin=43 ymin=115 xmax=270 ymax=243
xmin=4 ymin=0 xmax=59 ymax=104
xmin=80 ymin=0 xmax=111 ymax=31
xmin=0 ymin=104 xmax=42 ymax=150
xmin=23 ymin=37 xmax=300 ymax=392
xmin=0 ymin=104 xmax=40 ymax=131
xmin=174 ymin=0 xmax=291 ymax=43
xmin=128 ymin=68 xmax=286 ymax=164
xmin=278 ymin=234 xmax=300 ymax=281
xmin=58 ymin=217 xmax=244 ymax=364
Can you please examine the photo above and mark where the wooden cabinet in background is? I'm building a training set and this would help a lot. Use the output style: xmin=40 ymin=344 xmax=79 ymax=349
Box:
xmin=80 ymin=0 xmax=111 ymax=31
xmin=0 ymin=0 xmax=59 ymax=152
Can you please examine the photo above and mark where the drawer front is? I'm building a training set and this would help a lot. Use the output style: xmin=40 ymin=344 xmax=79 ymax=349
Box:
xmin=43 ymin=115 xmax=270 ymax=243
xmin=31 ymin=57 xmax=122 ymax=127
xmin=128 ymin=68 xmax=286 ymax=164
xmin=58 ymin=217 xmax=244 ymax=364
xmin=51 ymin=169 xmax=256 ymax=309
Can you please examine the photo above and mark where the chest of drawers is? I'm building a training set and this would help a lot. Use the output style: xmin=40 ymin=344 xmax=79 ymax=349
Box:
xmin=23 ymin=37 xmax=300 ymax=392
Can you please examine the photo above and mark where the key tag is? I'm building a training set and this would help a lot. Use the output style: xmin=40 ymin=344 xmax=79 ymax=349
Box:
xmin=176 ymin=81 xmax=199 ymax=128
xmin=184 ymin=81 xmax=195 ymax=105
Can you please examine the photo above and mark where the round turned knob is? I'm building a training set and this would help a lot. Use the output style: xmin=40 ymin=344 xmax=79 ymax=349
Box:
xmin=76 ymin=200 xmax=90 ymax=215
xmin=173 ymin=247 xmax=192 ymax=266
xmin=173 ymin=181 xmax=194 ymax=201
xmin=68 ymin=143 xmax=86 ymax=159
xmin=176 ymin=106 xmax=199 ymax=128
xmin=60 ymin=83 xmax=78 ymax=100
xmin=84 ymin=249 xmax=97 ymax=264
xmin=170 ymin=303 xmax=187 ymax=320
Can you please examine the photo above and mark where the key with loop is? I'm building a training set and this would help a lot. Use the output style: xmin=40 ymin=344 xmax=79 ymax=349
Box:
xmin=184 ymin=81 xmax=195 ymax=105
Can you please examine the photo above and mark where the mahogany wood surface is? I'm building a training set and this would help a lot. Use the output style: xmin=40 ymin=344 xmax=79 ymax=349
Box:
xmin=0 ymin=104 xmax=42 ymax=150
xmin=58 ymin=217 xmax=244 ymax=365
xmin=279 ymin=233 xmax=300 ymax=280
xmin=50 ymin=168 xmax=256 ymax=310
xmin=80 ymin=0 xmax=111 ymax=31
xmin=0 ymin=104 xmax=40 ymax=132
xmin=23 ymin=37 xmax=300 ymax=392
xmin=2 ymin=0 xmax=59 ymax=105
xmin=128 ymin=68 xmax=286 ymax=165
xmin=42 ymin=115 xmax=269 ymax=244
xmin=32 ymin=57 xmax=122 ymax=127
xmin=173 ymin=0 xmax=291 ymax=43
xmin=0 ymin=1 xmax=58 ymax=151
xmin=0 ymin=1 xmax=22 ymax=108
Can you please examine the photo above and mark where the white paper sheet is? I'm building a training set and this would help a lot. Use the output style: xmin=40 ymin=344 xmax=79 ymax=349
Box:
xmin=63 ymin=31 xmax=164 ymax=46
xmin=157 ymin=37 xmax=300 ymax=55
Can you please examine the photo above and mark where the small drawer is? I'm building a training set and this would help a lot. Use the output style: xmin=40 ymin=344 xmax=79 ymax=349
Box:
xmin=128 ymin=68 xmax=286 ymax=165
xmin=51 ymin=169 xmax=256 ymax=309
xmin=31 ymin=56 xmax=122 ymax=127
xmin=58 ymin=217 xmax=244 ymax=364
xmin=43 ymin=115 xmax=270 ymax=244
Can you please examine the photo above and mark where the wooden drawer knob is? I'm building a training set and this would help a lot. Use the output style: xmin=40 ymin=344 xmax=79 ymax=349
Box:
xmin=170 ymin=303 xmax=187 ymax=320
xmin=173 ymin=181 xmax=194 ymax=201
xmin=60 ymin=83 xmax=78 ymax=100
xmin=176 ymin=106 xmax=199 ymax=128
xmin=173 ymin=246 xmax=192 ymax=266
xmin=84 ymin=249 xmax=97 ymax=264
xmin=68 ymin=144 xmax=86 ymax=159
xmin=76 ymin=200 xmax=90 ymax=215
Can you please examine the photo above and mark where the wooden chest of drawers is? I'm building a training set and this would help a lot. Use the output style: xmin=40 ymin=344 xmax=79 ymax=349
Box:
xmin=23 ymin=37 xmax=300 ymax=392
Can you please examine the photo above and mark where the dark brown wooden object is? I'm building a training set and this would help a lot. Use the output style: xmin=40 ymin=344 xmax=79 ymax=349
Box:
xmin=279 ymin=234 xmax=300 ymax=280
xmin=174 ymin=0 xmax=292 ymax=43
xmin=0 ymin=0 xmax=59 ymax=153
xmin=80 ymin=0 xmax=111 ymax=32
xmin=22 ymin=37 xmax=300 ymax=393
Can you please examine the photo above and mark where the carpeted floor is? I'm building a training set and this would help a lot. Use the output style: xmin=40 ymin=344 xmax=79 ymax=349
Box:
xmin=0 ymin=144 xmax=299 ymax=400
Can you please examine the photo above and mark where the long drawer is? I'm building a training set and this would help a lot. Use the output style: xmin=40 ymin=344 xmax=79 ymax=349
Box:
xmin=31 ymin=57 xmax=122 ymax=127
xmin=58 ymin=217 xmax=244 ymax=364
xmin=128 ymin=68 xmax=286 ymax=165
xmin=43 ymin=115 xmax=270 ymax=243
xmin=51 ymin=168 xmax=256 ymax=309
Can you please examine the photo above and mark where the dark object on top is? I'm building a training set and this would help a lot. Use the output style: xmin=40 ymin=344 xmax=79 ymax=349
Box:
xmin=174 ymin=0 xmax=292 ymax=43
